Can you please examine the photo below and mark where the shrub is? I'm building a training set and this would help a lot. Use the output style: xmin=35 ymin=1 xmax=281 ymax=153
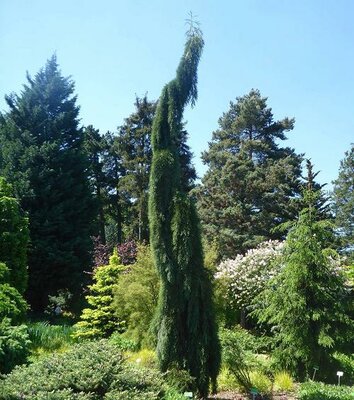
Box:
xmin=273 ymin=371 xmax=294 ymax=392
xmin=109 ymin=332 xmax=138 ymax=352
xmin=216 ymin=240 xmax=284 ymax=311
xmin=0 ymin=263 xmax=27 ymax=323
xmin=113 ymin=244 xmax=159 ymax=347
xmin=0 ymin=340 xmax=168 ymax=399
xmin=219 ymin=327 xmax=257 ymax=392
xmin=333 ymin=353 xmax=354 ymax=386
xmin=0 ymin=318 xmax=30 ymax=374
xmin=217 ymin=366 xmax=240 ymax=391
xmin=298 ymin=381 xmax=353 ymax=400
xmin=73 ymin=249 xmax=126 ymax=339
xmin=164 ymin=366 xmax=196 ymax=394
xmin=249 ymin=371 xmax=272 ymax=395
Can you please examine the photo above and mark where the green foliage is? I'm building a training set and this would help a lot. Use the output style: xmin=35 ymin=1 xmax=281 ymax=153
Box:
xmin=148 ymin=24 xmax=220 ymax=398
xmin=333 ymin=353 xmax=354 ymax=386
xmin=273 ymin=371 xmax=294 ymax=392
xmin=27 ymin=321 xmax=75 ymax=355
xmin=217 ymin=366 xmax=240 ymax=391
xmin=0 ymin=340 xmax=168 ymax=399
xmin=0 ymin=263 xmax=27 ymax=323
xmin=113 ymin=244 xmax=159 ymax=347
xmin=196 ymin=89 xmax=303 ymax=259
xmin=74 ymin=250 xmax=125 ymax=339
xmin=254 ymin=188 xmax=353 ymax=380
xmin=219 ymin=327 xmax=257 ymax=392
xmin=109 ymin=332 xmax=138 ymax=352
xmin=164 ymin=366 xmax=196 ymax=394
xmin=127 ymin=348 xmax=157 ymax=369
xmin=0 ymin=177 xmax=29 ymax=294
xmin=249 ymin=371 xmax=272 ymax=396
xmin=0 ymin=318 xmax=30 ymax=374
xmin=0 ymin=55 xmax=95 ymax=311
xmin=298 ymin=382 xmax=353 ymax=400
xmin=332 ymin=144 xmax=354 ymax=259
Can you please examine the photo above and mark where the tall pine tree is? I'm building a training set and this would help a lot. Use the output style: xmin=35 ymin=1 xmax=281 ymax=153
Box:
xmin=196 ymin=89 xmax=303 ymax=258
xmin=0 ymin=56 xmax=95 ymax=311
xmin=148 ymin=24 xmax=220 ymax=398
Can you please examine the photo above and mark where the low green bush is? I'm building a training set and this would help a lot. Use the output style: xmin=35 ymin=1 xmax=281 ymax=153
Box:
xmin=219 ymin=327 xmax=257 ymax=392
xmin=298 ymin=381 xmax=353 ymax=400
xmin=109 ymin=331 xmax=138 ymax=351
xmin=217 ymin=366 xmax=240 ymax=391
xmin=250 ymin=371 xmax=272 ymax=395
xmin=0 ymin=340 xmax=169 ymax=399
xmin=0 ymin=318 xmax=30 ymax=373
xmin=273 ymin=370 xmax=294 ymax=392
xmin=334 ymin=353 xmax=354 ymax=386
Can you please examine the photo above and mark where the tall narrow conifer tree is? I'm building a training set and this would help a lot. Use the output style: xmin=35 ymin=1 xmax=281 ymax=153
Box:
xmin=148 ymin=21 xmax=220 ymax=398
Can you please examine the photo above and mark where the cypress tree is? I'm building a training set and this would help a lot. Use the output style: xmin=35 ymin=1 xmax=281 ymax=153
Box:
xmin=148 ymin=23 xmax=220 ymax=398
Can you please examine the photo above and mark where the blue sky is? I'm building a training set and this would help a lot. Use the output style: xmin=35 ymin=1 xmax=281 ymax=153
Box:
xmin=1 ymin=0 xmax=353 ymax=188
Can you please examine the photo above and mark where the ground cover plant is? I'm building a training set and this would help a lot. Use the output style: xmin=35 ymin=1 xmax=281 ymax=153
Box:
xmin=0 ymin=340 xmax=184 ymax=400
xmin=298 ymin=381 xmax=354 ymax=400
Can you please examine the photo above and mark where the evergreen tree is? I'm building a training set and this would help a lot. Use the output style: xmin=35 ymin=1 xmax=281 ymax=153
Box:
xmin=102 ymin=130 xmax=127 ymax=245
xmin=301 ymin=159 xmax=331 ymax=220
xmin=73 ymin=249 xmax=125 ymax=339
xmin=196 ymin=89 xmax=303 ymax=259
xmin=111 ymin=96 xmax=196 ymax=242
xmin=332 ymin=144 xmax=354 ymax=258
xmin=0 ymin=56 xmax=95 ymax=311
xmin=83 ymin=125 xmax=108 ymax=243
xmin=255 ymin=187 xmax=352 ymax=380
xmin=115 ymin=96 xmax=156 ymax=241
xmin=0 ymin=177 xmax=29 ymax=294
xmin=148 ymin=23 xmax=220 ymax=398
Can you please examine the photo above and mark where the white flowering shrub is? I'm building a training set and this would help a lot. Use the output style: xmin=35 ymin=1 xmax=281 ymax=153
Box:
xmin=216 ymin=240 xmax=284 ymax=310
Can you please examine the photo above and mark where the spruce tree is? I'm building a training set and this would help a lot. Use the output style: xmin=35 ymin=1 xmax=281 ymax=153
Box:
xmin=196 ymin=89 xmax=303 ymax=259
xmin=0 ymin=177 xmax=29 ymax=294
xmin=73 ymin=249 xmax=125 ymax=339
xmin=148 ymin=23 xmax=220 ymax=398
xmin=332 ymin=144 xmax=354 ymax=258
xmin=0 ymin=56 xmax=95 ymax=310
xmin=115 ymin=96 xmax=156 ymax=241
xmin=255 ymin=186 xmax=352 ymax=380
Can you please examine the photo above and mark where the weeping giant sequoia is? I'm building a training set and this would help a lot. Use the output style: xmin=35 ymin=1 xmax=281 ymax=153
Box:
xmin=148 ymin=25 xmax=220 ymax=398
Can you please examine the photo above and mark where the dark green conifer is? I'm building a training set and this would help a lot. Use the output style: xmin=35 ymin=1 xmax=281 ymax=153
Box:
xmin=148 ymin=22 xmax=220 ymax=398
xmin=0 ymin=56 xmax=95 ymax=310
xmin=196 ymin=89 xmax=303 ymax=259
xmin=0 ymin=178 xmax=29 ymax=294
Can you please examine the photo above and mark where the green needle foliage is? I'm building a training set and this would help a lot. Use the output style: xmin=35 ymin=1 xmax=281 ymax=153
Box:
xmin=332 ymin=144 xmax=354 ymax=259
xmin=73 ymin=249 xmax=125 ymax=339
xmin=0 ymin=177 xmax=29 ymax=294
xmin=255 ymin=187 xmax=352 ymax=381
xmin=148 ymin=22 xmax=220 ymax=398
